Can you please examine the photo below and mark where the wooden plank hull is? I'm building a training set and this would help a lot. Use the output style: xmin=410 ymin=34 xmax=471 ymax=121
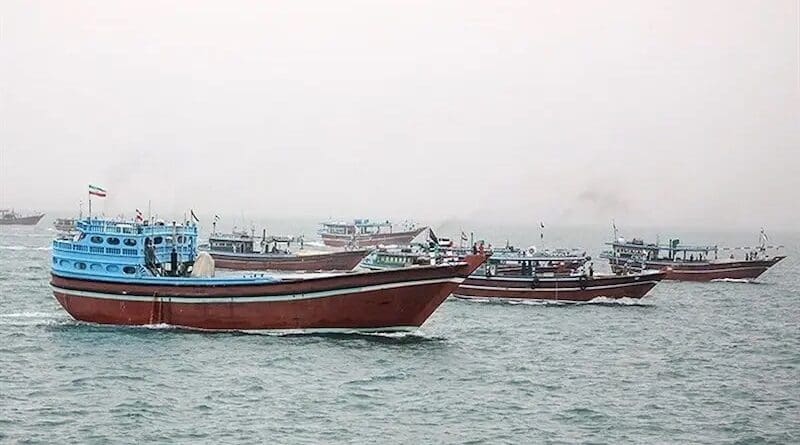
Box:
xmin=211 ymin=249 xmax=370 ymax=271
xmin=50 ymin=255 xmax=487 ymax=331
xmin=607 ymin=256 xmax=785 ymax=281
xmin=454 ymin=272 xmax=665 ymax=302
xmin=320 ymin=227 xmax=426 ymax=248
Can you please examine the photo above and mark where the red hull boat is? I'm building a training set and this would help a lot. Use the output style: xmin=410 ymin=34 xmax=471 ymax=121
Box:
xmin=319 ymin=219 xmax=426 ymax=248
xmin=608 ymin=257 xmax=785 ymax=282
xmin=207 ymin=230 xmax=370 ymax=272
xmin=211 ymin=249 xmax=370 ymax=271
xmin=51 ymin=255 xmax=486 ymax=332
xmin=602 ymin=232 xmax=785 ymax=282
xmin=320 ymin=228 xmax=427 ymax=248
xmin=454 ymin=271 xmax=665 ymax=302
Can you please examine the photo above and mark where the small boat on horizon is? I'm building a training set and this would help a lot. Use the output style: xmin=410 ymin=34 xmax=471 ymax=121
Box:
xmin=601 ymin=231 xmax=785 ymax=281
xmin=0 ymin=209 xmax=45 ymax=226
xmin=50 ymin=218 xmax=488 ymax=332
xmin=206 ymin=229 xmax=370 ymax=272
xmin=319 ymin=219 xmax=427 ymax=248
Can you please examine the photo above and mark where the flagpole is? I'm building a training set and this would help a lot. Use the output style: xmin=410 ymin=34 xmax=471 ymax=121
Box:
xmin=88 ymin=191 xmax=92 ymax=219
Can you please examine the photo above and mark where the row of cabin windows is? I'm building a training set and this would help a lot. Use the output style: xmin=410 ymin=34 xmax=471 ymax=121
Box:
xmin=56 ymin=258 xmax=136 ymax=275
xmin=381 ymin=256 xmax=409 ymax=264
xmin=90 ymin=236 xmax=136 ymax=246
xmin=87 ymin=235 xmax=191 ymax=247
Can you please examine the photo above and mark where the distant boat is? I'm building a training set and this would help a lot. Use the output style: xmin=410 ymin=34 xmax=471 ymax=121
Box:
xmin=600 ymin=234 xmax=785 ymax=281
xmin=207 ymin=229 xmax=370 ymax=272
xmin=53 ymin=218 xmax=78 ymax=234
xmin=319 ymin=219 xmax=427 ymax=248
xmin=0 ymin=209 xmax=45 ymax=226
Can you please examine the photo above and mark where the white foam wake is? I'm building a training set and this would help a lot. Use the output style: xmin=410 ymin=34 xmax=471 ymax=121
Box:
xmin=710 ymin=278 xmax=759 ymax=284
xmin=0 ymin=245 xmax=51 ymax=251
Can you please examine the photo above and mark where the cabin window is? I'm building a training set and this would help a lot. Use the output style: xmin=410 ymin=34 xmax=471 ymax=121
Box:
xmin=52 ymin=257 xmax=57 ymax=264
xmin=59 ymin=259 xmax=70 ymax=267
xmin=90 ymin=236 xmax=103 ymax=244
xmin=107 ymin=237 xmax=120 ymax=245
xmin=177 ymin=235 xmax=185 ymax=244
xmin=122 ymin=266 xmax=136 ymax=274
xmin=123 ymin=239 xmax=137 ymax=247
xmin=90 ymin=264 xmax=102 ymax=271
xmin=154 ymin=236 xmax=163 ymax=245
xmin=144 ymin=237 xmax=152 ymax=246
xmin=106 ymin=265 xmax=119 ymax=273
xmin=75 ymin=262 xmax=87 ymax=270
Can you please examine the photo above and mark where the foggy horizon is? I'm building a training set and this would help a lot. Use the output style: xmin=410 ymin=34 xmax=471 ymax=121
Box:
xmin=2 ymin=1 xmax=799 ymax=232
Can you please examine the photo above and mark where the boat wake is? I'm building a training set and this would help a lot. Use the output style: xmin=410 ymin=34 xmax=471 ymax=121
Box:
xmin=453 ymin=296 xmax=652 ymax=307
xmin=234 ymin=328 xmax=445 ymax=344
xmin=53 ymin=322 xmax=438 ymax=343
xmin=710 ymin=278 xmax=764 ymax=284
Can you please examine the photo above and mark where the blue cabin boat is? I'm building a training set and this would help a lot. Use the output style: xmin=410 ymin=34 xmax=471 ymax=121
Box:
xmin=48 ymin=217 xmax=485 ymax=331
xmin=52 ymin=218 xmax=199 ymax=279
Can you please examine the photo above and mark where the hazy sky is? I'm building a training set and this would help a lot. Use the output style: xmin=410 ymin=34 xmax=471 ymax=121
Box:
xmin=1 ymin=1 xmax=798 ymax=230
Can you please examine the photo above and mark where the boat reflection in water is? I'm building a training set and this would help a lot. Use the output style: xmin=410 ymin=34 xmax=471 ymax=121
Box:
xmin=50 ymin=218 xmax=487 ymax=332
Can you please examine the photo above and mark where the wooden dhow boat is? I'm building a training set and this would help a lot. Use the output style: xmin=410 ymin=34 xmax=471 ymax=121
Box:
xmin=601 ymin=231 xmax=785 ymax=281
xmin=319 ymin=219 xmax=427 ymax=248
xmin=207 ymin=229 xmax=369 ymax=272
xmin=50 ymin=218 xmax=487 ymax=332
xmin=453 ymin=254 xmax=665 ymax=303
xmin=0 ymin=209 xmax=44 ymax=226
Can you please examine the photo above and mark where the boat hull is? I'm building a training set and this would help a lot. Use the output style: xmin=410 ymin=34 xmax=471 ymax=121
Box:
xmin=211 ymin=249 xmax=370 ymax=271
xmin=50 ymin=255 xmax=486 ymax=331
xmin=0 ymin=214 xmax=45 ymax=226
xmin=607 ymin=256 xmax=785 ymax=281
xmin=320 ymin=227 xmax=426 ymax=248
xmin=453 ymin=272 xmax=665 ymax=302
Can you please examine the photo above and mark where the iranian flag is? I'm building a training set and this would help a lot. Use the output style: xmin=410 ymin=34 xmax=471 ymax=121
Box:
xmin=88 ymin=185 xmax=107 ymax=197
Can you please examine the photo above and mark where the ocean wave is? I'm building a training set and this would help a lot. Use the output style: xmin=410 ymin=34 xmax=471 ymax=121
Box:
xmin=0 ymin=245 xmax=51 ymax=251
xmin=0 ymin=312 xmax=56 ymax=318
xmin=0 ymin=312 xmax=67 ymax=327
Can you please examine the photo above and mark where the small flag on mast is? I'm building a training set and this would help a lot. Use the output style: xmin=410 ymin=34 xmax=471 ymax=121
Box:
xmin=214 ymin=215 xmax=220 ymax=222
xmin=135 ymin=209 xmax=143 ymax=222
xmin=190 ymin=210 xmax=200 ymax=223
xmin=88 ymin=185 xmax=107 ymax=197
xmin=461 ymin=231 xmax=468 ymax=242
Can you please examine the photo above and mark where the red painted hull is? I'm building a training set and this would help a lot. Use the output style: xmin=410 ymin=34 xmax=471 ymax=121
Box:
xmin=211 ymin=249 xmax=370 ymax=271
xmin=320 ymin=227 xmax=427 ymax=248
xmin=608 ymin=256 xmax=785 ymax=282
xmin=50 ymin=254 xmax=487 ymax=331
xmin=454 ymin=272 xmax=665 ymax=302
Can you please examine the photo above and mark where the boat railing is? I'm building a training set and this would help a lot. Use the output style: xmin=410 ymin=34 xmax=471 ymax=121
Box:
xmin=53 ymin=242 xmax=193 ymax=257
